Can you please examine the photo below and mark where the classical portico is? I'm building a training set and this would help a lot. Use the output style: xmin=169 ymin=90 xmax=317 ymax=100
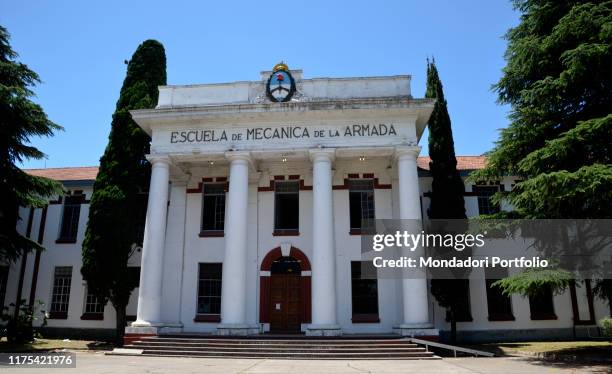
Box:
xmin=126 ymin=64 xmax=436 ymax=338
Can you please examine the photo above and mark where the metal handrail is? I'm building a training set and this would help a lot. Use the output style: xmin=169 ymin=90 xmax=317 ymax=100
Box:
xmin=409 ymin=338 xmax=495 ymax=357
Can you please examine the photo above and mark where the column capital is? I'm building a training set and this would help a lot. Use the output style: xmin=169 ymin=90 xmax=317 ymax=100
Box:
xmin=394 ymin=146 xmax=421 ymax=161
xmin=309 ymin=148 xmax=336 ymax=163
xmin=225 ymin=151 xmax=252 ymax=163
xmin=146 ymin=154 xmax=171 ymax=166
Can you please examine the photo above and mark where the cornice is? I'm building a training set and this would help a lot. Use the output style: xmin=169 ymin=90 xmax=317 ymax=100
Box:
xmin=131 ymin=97 xmax=433 ymax=122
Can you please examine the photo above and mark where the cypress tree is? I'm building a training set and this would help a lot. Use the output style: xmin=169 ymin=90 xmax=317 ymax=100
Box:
xmin=82 ymin=40 xmax=166 ymax=345
xmin=425 ymin=59 xmax=467 ymax=220
xmin=0 ymin=25 xmax=63 ymax=264
xmin=424 ymin=59 xmax=468 ymax=343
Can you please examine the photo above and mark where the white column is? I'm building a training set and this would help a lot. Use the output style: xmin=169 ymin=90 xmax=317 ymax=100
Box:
xmin=307 ymin=149 xmax=341 ymax=336
xmin=395 ymin=146 xmax=432 ymax=329
xmin=161 ymin=179 xmax=188 ymax=326
xmin=218 ymin=151 xmax=251 ymax=334
xmin=134 ymin=155 xmax=170 ymax=327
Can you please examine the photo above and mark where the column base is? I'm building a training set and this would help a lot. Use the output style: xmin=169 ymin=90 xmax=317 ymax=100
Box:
xmin=306 ymin=324 xmax=342 ymax=336
xmin=393 ymin=323 xmax=439 ymax=339
xmin=124 ymin=322 xmax=183 ymax=345
xmin=126 ymin=322 xmax=183 ymax=335
xmin=216 ymin=323 xmax=259 ymax=336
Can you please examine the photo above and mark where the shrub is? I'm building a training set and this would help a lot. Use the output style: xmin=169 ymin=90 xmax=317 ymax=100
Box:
xmin=1 ymin=300 xmax=47 ymax=344
xmin=601 ymin=317 xmax=612 ymax=337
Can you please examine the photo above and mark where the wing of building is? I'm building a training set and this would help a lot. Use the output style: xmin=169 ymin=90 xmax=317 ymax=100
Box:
xmin=2 ymin=65 xmax=606 ymax=342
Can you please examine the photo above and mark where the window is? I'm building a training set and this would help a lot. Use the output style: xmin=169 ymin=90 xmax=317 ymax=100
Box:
xmin=81 ymin=285 xmax=105 ymax=320
xmin=485 ymin=269 xmax=514 ymax=321
xmin=349 ymin=179 xmax=375 ymax=233
xmin=0 ymin=266 xmax=8 ymax=309
xmin=529 ymin=285 xmax=557 ymax=320
xmin=472 ymin=185 xmax=500 ymax=215
xmin=57 ymin=195 xmax=84 ymax=243
xmin=350 ymin=261 xmax=379 ymax=322
xmin=444 ymin=279 xmax=472 ymax=322
xmin=49 ymin=266 xmax=72 ymax=319
xmin=196 ymin=263 xmax=222 ymax=322
xmin=274 ymin=181 xmax=299 ymax=234
xmin=201 ymin=184 xmax=226 ymax=235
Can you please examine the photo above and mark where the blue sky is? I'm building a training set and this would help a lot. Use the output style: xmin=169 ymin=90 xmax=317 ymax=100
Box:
xmin=2 ymin=1 xmax=519 ymax=169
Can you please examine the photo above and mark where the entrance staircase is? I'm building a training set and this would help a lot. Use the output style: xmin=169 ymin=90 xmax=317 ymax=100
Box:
xmin=121 ymin=335 xmax=439 ymax=360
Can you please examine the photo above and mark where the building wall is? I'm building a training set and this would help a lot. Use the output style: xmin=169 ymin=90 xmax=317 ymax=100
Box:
xmin=419 ymin=175 xmax=607 ymax=340
xmin=174 ymin=158 xmax=401 ymax=334
xmin=3 ymin=186 xmax=141 ymax=337
xmin=3 ymin=172 xmax=609 ymax=341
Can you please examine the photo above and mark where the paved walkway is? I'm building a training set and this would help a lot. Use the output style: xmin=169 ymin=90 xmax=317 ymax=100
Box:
xmin=2 ymin=352 xmax=610 ymax=373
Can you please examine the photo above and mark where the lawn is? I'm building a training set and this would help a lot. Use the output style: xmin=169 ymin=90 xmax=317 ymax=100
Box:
xmin=468 ymin=341 xmax=612 ymax=362
xmin=0 ymin=337 xmax=114 ymax=352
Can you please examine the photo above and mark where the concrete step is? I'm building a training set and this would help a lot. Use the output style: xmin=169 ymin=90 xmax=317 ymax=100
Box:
xmin=126 ymin=345 xmax=427 ymax=354
xmin=119 ymin=335 xmax=439 ymax=360
xmin=158 ymin=334 xmax=402 ymax=339
xmin=137 ymin=337 xmax=408 ymax=345
xmin=139 ymin=354 xmax=440 ymax=360
xmin=137 ymin=349 xmax=437 ymax=359
xmin=129 ymin=341 xmax=420 ymax=349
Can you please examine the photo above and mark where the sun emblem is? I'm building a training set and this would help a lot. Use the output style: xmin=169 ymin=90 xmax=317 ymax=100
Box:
xmin=266 ymin=62 xmax=296 ymax=102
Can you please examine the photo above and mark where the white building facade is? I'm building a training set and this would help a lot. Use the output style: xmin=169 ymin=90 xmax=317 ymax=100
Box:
xmin=2 ymin=65 xmax=608 ymax=342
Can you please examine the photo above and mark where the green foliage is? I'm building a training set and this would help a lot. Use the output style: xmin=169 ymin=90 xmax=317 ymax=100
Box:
xmin=601 ymin=317 xmax=612 ymax=336
xmin=517 ymin=115 xmax=611 ymax=176
xmin=510 ymin=164 xmax=612 ymax=218
xmin=1 ymin=300 xmax=47 ymax=344
xmin=593 ymin=279 xmax=612 ymax=316
xmin=424 ymin=60 xmax=468 ymax=343
xmin=0 ymin=25 xmax=63 ymax=263
xmin=471 ymin=1 xmax=612 ymax=303
xmin=492 ymin=268 xmax=573 ymax=297
xmin=425 ymin=60 xmax=467 ymax=221
xmin=469 ymin=0 xmax=611 ymax=209
xmin=81 ymin=40 xmax=166 ymax=344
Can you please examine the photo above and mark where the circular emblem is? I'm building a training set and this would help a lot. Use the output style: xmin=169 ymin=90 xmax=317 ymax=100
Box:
xmin=266 ymin=63 xmax=296 ymax=102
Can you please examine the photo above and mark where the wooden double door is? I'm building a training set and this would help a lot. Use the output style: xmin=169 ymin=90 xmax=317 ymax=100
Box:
xmin=269 ymin=274 xmax=301 ymax=333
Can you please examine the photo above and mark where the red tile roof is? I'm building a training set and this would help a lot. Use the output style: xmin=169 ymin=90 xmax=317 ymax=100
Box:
xmin=417 ymin=156 xmax=487 ymax=171
xmin=25 ymin=166 xmax=99 ymax=181
xmin=24 ymin=156 xmax=487 ymax=181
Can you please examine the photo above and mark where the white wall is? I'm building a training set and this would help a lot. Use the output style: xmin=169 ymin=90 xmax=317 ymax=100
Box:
xmin=172 ymin=157 xmax=403 ymax=333
xmin=156 ymin=75 xmax=411 ymax=108
xmin=6 ymin=170 xmax=610 ymax=337
xmin=5 ymin=185 xmax=141 ymax=332
xmin=420 ymin=175 xmax=610 ymax=335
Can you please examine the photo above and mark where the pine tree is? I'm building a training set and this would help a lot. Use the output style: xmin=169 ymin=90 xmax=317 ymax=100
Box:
xmin=471 ymin=1 xmax=612 ymax=313
xmin=0 ymin=25 xmax=62 ymax=264
xmin=425 ymin=59 xmax=468 ymax=343
xmin=81 ymin=40 xmax=166 ymax=345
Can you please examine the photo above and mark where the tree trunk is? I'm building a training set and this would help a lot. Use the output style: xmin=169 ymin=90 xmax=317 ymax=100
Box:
xmin=114 ymin=304 xmax=127 ymax=347
xmin=449 ymin=308 xmax=457 ymax=344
